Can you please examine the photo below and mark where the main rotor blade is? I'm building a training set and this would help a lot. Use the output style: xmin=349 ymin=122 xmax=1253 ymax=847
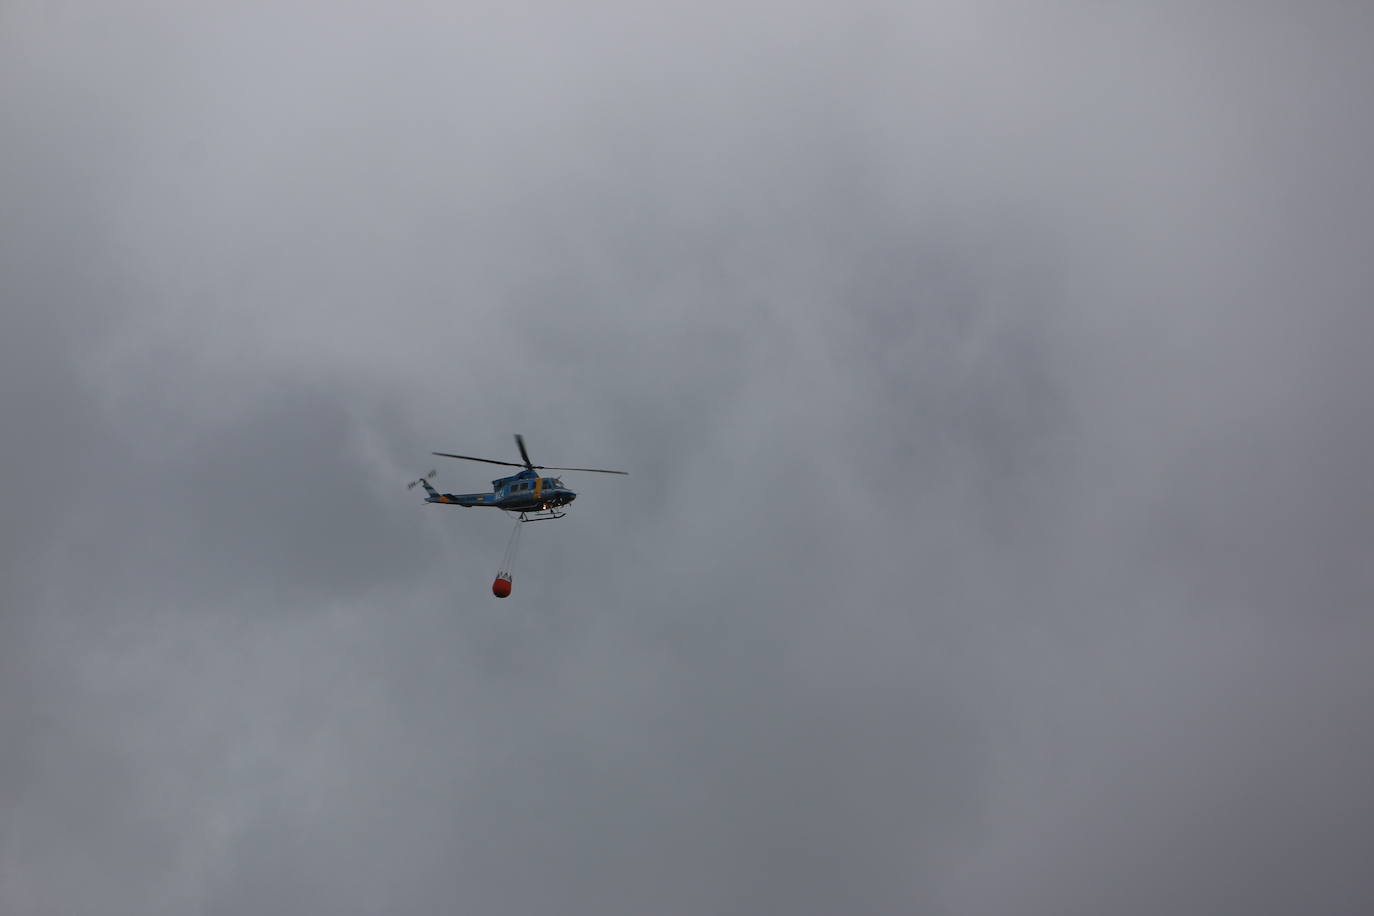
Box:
xmin=432 ymin=451 xmax=527 ymax=469
xmin=534 ymin=465 xmax=629 ymax=475
xmin=434 ymin=440 xmax=628 ymax=476
xmin=514 ymin=434 xmax=534 ymax=470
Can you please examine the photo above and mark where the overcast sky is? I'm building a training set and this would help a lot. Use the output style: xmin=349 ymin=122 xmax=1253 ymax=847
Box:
xmin=4 ymin=2 xmax=1373 ymax=914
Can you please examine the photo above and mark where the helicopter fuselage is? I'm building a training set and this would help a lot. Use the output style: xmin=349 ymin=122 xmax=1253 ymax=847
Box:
xmin=419 ymin=435 xmax=624 ymax=521
xmin=422 ymin=468 xmax=576 ymax=513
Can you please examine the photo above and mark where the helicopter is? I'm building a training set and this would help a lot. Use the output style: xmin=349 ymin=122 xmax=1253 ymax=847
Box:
xmin=409 ymin=434 xmax=627 ymax=522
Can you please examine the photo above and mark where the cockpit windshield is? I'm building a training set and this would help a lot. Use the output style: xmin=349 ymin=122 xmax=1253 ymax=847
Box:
xmin=548 ymin=478 xmax=563 ymax=489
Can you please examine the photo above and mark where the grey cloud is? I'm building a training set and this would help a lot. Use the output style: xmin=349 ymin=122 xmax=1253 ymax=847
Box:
xmin=4 ymin=2 xmax=1374 ymax=914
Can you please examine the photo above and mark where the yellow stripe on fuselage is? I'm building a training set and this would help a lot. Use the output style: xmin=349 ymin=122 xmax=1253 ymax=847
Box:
xmin=534 ymin=477 xmax=543 ymax=501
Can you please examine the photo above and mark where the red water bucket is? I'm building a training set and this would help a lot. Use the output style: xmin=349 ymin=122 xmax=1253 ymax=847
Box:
xmin=492 ymin=576 xmax=512 ymax=598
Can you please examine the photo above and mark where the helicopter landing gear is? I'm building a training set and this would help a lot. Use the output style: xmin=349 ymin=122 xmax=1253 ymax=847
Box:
xmin=515 ymin=507 xmax=567 ymax=522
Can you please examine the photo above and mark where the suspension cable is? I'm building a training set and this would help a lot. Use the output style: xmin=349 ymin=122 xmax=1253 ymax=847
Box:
xmin=495 ymin=516 xmax=524 ymax=584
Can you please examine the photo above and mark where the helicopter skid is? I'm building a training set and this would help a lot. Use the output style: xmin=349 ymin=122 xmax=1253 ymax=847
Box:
xmin=509 ymin=507 xmax=568 ymax=522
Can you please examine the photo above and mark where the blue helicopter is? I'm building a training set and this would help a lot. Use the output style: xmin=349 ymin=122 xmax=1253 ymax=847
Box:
xmin=409 ymin=434 xmax=627 ymax=522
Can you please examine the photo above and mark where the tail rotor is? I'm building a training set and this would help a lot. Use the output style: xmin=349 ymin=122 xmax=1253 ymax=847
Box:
xmin=407 ymin=470 xmax=437 ymax=490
